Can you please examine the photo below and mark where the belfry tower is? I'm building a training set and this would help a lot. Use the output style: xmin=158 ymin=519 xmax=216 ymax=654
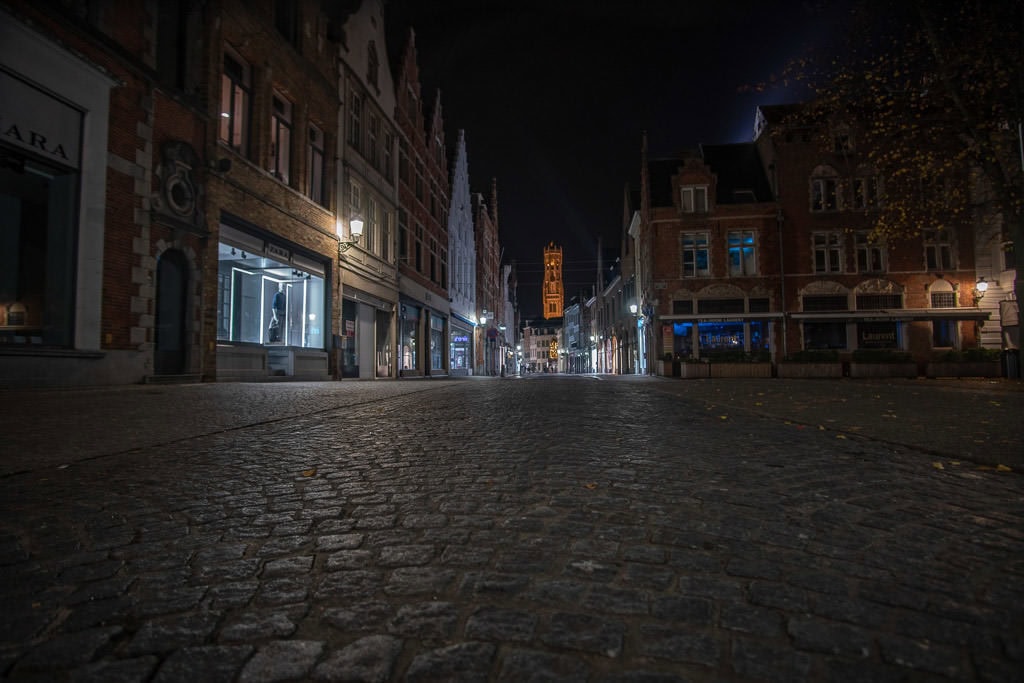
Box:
xmin=542 ymin=242 xmax=564 ymax=319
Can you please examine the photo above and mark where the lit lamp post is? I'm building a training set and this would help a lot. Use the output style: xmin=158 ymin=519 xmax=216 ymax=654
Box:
xmin=336 ymin=215 xmax=364 ymax=257
xmin=974 ymin=277 xmax=989 ymax=305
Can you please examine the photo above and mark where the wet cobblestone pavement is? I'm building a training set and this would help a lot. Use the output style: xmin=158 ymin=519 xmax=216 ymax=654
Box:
xmin=0 ymin=376 xmax=1022 ymax=681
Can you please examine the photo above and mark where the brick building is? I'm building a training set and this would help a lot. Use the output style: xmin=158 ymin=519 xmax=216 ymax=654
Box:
xmin=1 ymin=2 xmax=226 ymax=385
xmin=394 ymin=29 xmax=450 ymax=377
xmin=473 ymin=180 xmax=501 ymax=375
xmin=754 ymin=104 xmax=987 ymax=367
xmin=637 ymin=137 xmax=780 ymax=365
xmin=208 ymin=0 xmax=340 ymax=381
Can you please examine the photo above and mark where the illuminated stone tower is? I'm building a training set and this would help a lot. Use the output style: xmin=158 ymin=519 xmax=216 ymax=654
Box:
xmin=542 ymin=242 xmax=564 ymax=319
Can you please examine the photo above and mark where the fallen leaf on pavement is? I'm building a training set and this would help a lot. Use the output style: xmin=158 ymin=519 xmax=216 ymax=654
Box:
xmin=932 ymin=462 xmax=945 ymax=470
xmin=997 ymin=464 xmax=1013 ymax=472
xmin=302 ymin=468 xmax=317 ymax=477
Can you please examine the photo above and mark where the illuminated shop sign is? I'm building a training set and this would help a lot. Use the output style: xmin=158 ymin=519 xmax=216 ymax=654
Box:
xmin=1 ymin=71 xmax=81 ymax=168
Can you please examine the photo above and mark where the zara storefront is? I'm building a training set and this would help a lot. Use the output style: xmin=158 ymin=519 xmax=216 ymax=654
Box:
xmin=215 ymin=222 xmax=330 ymax=380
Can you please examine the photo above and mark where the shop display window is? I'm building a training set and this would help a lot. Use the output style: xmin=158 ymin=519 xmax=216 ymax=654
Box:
xmin=216 ymin=242 xmax=324 ymax=348
xmin=0 ymin=153 xmax=77 ymax=347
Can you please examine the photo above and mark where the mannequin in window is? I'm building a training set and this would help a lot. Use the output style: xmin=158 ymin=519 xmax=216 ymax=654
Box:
xmin=269 ymin=284 xmax=286 ymax=342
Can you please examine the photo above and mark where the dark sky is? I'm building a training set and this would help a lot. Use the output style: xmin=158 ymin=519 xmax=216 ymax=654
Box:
xmin=385 ymin=0 xmax=850 ymax=319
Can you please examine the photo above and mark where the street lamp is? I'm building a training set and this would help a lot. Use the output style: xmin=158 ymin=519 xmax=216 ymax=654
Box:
xmin=974 ymin=277 xmax=989 ymax=305
xmin=337 ymin=216 xmax=364 ymax=256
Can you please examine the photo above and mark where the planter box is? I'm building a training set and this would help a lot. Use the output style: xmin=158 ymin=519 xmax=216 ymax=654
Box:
xmin=777 ymin=362 xmax=843 ymax=378
xmin=926 ymin=361 xmax=1001 ymax=378
xmin=849 ymin=362 xmax=918 ymax=378
xmin=709 ymin=363 xmax=771 ymax=378
xmin=679 ymin=362 xmax=711 ymax=379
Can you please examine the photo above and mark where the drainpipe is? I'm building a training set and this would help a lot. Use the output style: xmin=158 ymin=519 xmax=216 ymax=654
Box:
xmin=777 ymin=207 xmax=788 ymax=360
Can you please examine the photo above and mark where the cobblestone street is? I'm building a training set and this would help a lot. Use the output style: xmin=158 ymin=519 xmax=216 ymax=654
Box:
xmin=1 ymin=376 xmax=1022 ymax=681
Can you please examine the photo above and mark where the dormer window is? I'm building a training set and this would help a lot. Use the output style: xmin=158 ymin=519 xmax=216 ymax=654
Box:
xmin=681 ymin=185 xmax=708 ymax=213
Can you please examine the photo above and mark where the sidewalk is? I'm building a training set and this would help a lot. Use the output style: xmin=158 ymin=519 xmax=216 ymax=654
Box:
xmin=645 ymin=376 xmax=1024 ymax=470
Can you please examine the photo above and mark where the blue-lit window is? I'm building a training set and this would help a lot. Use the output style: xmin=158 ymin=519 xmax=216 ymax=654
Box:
xmin=672 ymin=322 xmax=694 ymax=357
xmin=728 ymin=230 xmax=757 ymax=276
xmin=681 ymin=232 xmax=709 ymax=277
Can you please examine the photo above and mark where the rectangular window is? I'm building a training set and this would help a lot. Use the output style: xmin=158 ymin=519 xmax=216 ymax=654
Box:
xmin=216 ymin=241 xmax=325 ymax=349
xmin=803 ymin=295 xmax=849 ymax=312
xmin=384 ymin=131 xmax=394 ymax=181
xmin=804 ymin=322 xmax=847 ymax=349
xmin=415 ymin=224 xmax=423 ymax=271
xmin=270 ymin=92 xmax=292 ymax=183
xmin=856 ymin=294 xmax=902 ymax=309
xmin=348 ymin=180 xmax=361 ymax=215
xmin=398 ymin=209 xmax=408 ymax=260
xmin=368 ymin=113 xmax=380 ymax=168
xmin=365 ymin=196 xmax=377 ymax=253
xmin=727 ymin=230 xmax=757 ymax=276
xmin=813 ymin=232 xmax=843 ymax=273
xmin=398 ymin=139 xmax=409 ymax=185
xmin=680 ymin=185 xmax=708 ymax=213
xmin=931 ymin=292 xmax=956 ymax=308
xmin=274 ymin=0 xmax=298 ymax=45
xmin=924 ymin=228 xmax=953 ymax=270
xmin=430 ymin=237 xmax=438 ymax=282
xmin=748 ymin=298 xmax=770 ymax=313
xmin=415 ymin=159 xmax=424 ymax=202
xmin=1003 ymin=242 xmax=1016 ymax=270
xmin=348 ymin=93 xmax=362 ymax=152
xmin=853 ymin=175 xmax=879 ymax=209
xmin=681 ymin=232 xmax=710 ymax=277
xmin=933 ymin=320 xmax=957 ymax=348
xmin=440 ymin=248 xmax=447 ymax=289
xmin=381 ymin=210 xmax=391 ymax=262
xmin=0 ymin=156 xmax=77 ymax=347
xmin=855 ymin=231 xmax=885 ymax=272
xmin=307 ymin=124 xmax=325 ymax=206
xmin=219 ymin=51 xmax=250 ymax=153
xmin=698 ymin=299 xmax=745 ymax=315
xmin=672 ymin=300 xmax=693 ymax=315
xmin=858 ymin=321 xmax=900 ymax=349
xmin=811 ymin=177 xmax=839 ymax=211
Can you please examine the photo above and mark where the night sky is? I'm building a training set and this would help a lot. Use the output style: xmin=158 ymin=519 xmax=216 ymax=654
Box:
xmin=385 ymin=1 xmax=851 ymax=319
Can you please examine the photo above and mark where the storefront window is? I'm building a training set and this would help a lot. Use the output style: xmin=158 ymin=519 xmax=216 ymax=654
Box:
xmin=672 ymin=322 xmax=694 ymax=358
xmin=341 ymin=299 xmax=358 ymax=378
xmin=430 ymin=314 xmax=444 ymax=372
xmin=749 ymin=321 xmax=770 ymax=352
xmin=451 ymin=331 xmax=470 ymax=370
xmin=0 ymin=153 xmax=77 ymax=347
xmin=699 ymin=322 xmax=745 ymax=353
xmin=857 ymin=321 xmax=900 ymax=349
xmin=804 ymin=322 xmax=847 ymax=349
xmin=401 ymin=304 xmax=419 ymax=371
xmin=216 ymin=241 xmax=325 ymax=348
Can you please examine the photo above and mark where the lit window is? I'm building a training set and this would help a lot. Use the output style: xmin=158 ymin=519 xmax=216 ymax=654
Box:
xmin=923 ymin=228 xmax=954 ymax=270
xmin=270 ymin=92 xmax=292 ymax=183
xmin=680 ymin=185 xmax=708 ymax=213
xmin=813 ymin=232 xmax=843 ymax=273
xmin=219 ymin=50 xmax=250 ymax=153
xmin=727 ymin=230 xmax=757 ymax=276
xmin=681 ymin=231 xmax=709 ymax=277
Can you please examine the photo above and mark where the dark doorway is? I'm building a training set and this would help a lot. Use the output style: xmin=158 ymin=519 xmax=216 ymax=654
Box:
xmin=154 ymin=249 xmax=188 ymax=375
